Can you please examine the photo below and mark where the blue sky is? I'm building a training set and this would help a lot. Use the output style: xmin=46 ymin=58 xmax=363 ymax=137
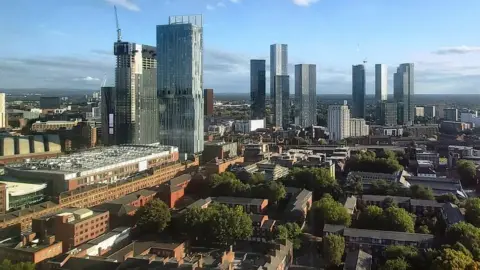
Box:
xmin=1 ymin=0 xmax=480 ymax=94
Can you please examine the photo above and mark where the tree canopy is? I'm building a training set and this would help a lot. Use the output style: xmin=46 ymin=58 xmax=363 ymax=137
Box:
xmin=209 ymin=172 xmax=286 ymax=204
xmin=445 ymin=222 xmax=480 ymax=260
xmin=281 ymin=167 xmax=340 ymax=199
xmin=275 ymin=222 xmax=302 ymax=249
xmin=346 ymin=151 xmax=403 ymax=174
xmin=180 ymin=203 xmax=253 ymax=245
xmin=432 ymin=248 xmax=475 ymax=270
xmin=134 ymin=199 xmax=171 ymax=234
xmin=312 ymin=194 xmax=351 ymax=232
xmin=456 ymin=160 xmax=477 ymax=187
xmin=322 ymin=234 xmax=345 ymax=267
xmin=0 ymin=260 xmax=35 ymax=270
xmin=381 ymin=258 xmax=409 ymax=270
xmin=465 ymin=198 xmax=480 ymax=227
xmin=355 ymin=205 xmax=415 ymax=233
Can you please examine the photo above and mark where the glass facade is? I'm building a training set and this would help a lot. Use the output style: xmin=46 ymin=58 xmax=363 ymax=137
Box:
xmin=352 ymin=64 xmax=366 ymax=118
xmin=295 ymin=64 xmax=317 ymax=127
xmin=394 ymin=63 xmax=415 ymax=125
xmin=157 ymin=15 xmax=204 ymax=155
xmin=270 ymin=44 xmax=288 ymax=128
xmin=250 ymin=60 xmax=266 ymax=119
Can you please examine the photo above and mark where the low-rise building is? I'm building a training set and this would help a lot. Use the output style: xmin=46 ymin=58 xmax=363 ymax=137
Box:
xmin=360 ymin=195 xmax=444 ymax=216
xmin=344 ymin=250 xmax=372 ymax=270
xmin=212 ymin=196 xmax=268 ymax=214
xmin=0 ymin=232 xmax=62 ymax=264
xmin=32 ymin=207 xmax=109 ymax=252
xmin=71 ymin=227 xmax=131 ymax=257
xmin=159 ymin=174 xmax=191 ymax=209
xmin=284 ymin=188 xmax=313 ymax=224
xmin=441 ymin=203 xmax=464 ymax=228
xmin=250 ymin=214 xmax=276 ymax=241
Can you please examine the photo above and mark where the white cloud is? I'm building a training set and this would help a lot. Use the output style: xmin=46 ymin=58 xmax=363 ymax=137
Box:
xmin=206 ymin=4 xmax=215 ymax=10
xmin=217 ymin=1 xmax=226 ymax=7
xmin=292 ymin=0 xmax=319 ymax=7
xmin=74 ymin=76 xmax=101 ymax=82
xmin=229 ymin=0 xmax=240 ymax=3
xmin=105 ymin=0 xmax=140 ymax=11
xmin=433 ymin=45 xmax=480 ymax=55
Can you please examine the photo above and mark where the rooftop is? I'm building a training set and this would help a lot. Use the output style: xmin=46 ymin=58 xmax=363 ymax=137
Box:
xmin=213 ymin=196 xmax=267 ymax=206
xmin=344 ymin=228 xmax=434 ymax=242
xmin=0 ymin=180 xmax=47 ymax=196
xmin=7 ymin=144 xmax=177 ymax=179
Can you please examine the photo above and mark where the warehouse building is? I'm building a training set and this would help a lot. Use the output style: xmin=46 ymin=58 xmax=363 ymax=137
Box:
xmin=4 ymin=144 xmax=179 ymax=195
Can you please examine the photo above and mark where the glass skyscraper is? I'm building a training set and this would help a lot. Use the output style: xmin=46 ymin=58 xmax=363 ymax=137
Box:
xmin=394 ymin=63 xmax=415 ymax=125
xmin=295 ymin=64 xmax=317 ymax=127
xmin=270 ymin=44 xmax=289 ymax=128
xmin=352 ymin=64 xmax=366 ymax=118
xmin=250 ymin=59 xmax=266 ymax=119
xmin=157 ymin=15 xmax=204 ymax=155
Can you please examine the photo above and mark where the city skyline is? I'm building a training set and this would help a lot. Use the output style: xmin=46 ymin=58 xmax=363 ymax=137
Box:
xmin=1 ymin=0 xmax=480 ymax=95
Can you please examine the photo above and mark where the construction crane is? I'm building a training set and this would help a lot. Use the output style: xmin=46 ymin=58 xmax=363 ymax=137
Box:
xmin=114 ymin=5 xmax=122 ymax=42
xmin=101 ymin=74 xmax=107 ymax=88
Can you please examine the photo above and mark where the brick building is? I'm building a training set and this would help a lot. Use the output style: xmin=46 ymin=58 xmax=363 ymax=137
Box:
xmin=0 ymin=232 xmax=62 ymax=264
xmin=159 ymin=174 xmax=191 ymax=208
xmin=32 ymin=208 xmax=109 ymax=252
xmin=204 ymin=89 xmax=214 ymax=116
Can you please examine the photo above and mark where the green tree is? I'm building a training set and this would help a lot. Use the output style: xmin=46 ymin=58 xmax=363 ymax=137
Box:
xmin=437 ymin=193 xmax=460 ymax=205
xmin=322 ymin=234 xmax=345 ymax=267
xmin=281 ymin=168 xmax=339 ymax=199
xmin=416 ymin=225 xmax=430 ymax=234
xmin=0 ymin=259 xmax=35 ymax=270
xmin=180 ymin=204 xmax=252 ymax=245
xmin=457 ymin=160 xmax=478 ymax=187
xmin=209 ymin=204 xmax=253 ymax=245
xmin=382 ymin=207 xmax=415 ymax=233
xmin=356 ymin=205 xmax=383 ymax=230
xmin=432 ymin=248 xmax=474 ymax=270
xmin=275 ymin=222 xmax=302 ymax=249
xmin=134 ymin=199 xmax=171 ymax=234
xmin=465 ymin=198 xmax=480 ymax=227
xmin=410 ymin=185 xmax=435 ymax=200
xmin=210 ymin=173 xmax=250 ymax=197
xmin=248 ymin=173 xmax=265 ymax=185
xmin=312 ymin=194 xmax=351 ymax=232
xmin=252 ymin=182 xmax=286 ymax=204
xmin=382 ymin=258 xmax=409 ymax=270
xmin=445 ymin=222 xmax=480 ymax=260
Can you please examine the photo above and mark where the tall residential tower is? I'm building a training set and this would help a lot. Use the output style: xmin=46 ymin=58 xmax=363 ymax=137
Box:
xmin=250 ymin=59 xmax=266 ymax=119
xmin=294 ymin=64 xmax=317 ymax=127
xmin=270 ymin=44 xmax=289 ymax=128
xmin=394 ymin=63 xmax=415 ymax=125
xmin=328 ymin=101 xmax=350 ymax=142
xmin=113 ymin=42 xmax=158 ymax=145
xmin=352 ymin=64 xmax=366 ymax=118
xmin=157 ymin=15 xmax=204 ymax=156
xmin=375 ymin=64 xmax=388 ymax=101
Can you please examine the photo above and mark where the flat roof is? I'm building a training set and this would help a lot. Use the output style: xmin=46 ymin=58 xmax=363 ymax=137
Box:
xmin=7 ymin=144 xmax=178 ymax=180
xmin=0 ymin=180 xmax=47 ymax=196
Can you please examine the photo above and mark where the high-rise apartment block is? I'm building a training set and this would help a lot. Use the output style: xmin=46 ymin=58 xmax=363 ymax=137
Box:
xmin=352 ymin=65 xmax=366 ymax=118
xmin=394 ymin=63 xmax=415 ymax=125
xmin=415 ymin=106 xmax=424 ymax=117
xmin=204 ymin=89 xmax=214 ymax=116
xmin=375 ymin=64 xmax=388 ymax=102
xmin=0 ymin=93 xmax=5 ymax=128
xmin=424 ymin=105 xmax=436 ymax=119
xmin=114 ymin=42 xmax=157 ymax=145
xmin=157 ymin=15 xmax=204 ymax=156
xmin=100 ymin=87 xmax=115 ymax=145
xmin=350 ymin=118 xmax=369 ymax=137
xmin=250 ymin=60 xmax=266 ymax=119
xmin=328 ymin=101 xmax=350 ymax=142
xmin=376 ymin=101 xmax=398 ymax=126
xmin=294 ymin=64 xmax=316 ymax=127
xmin=270 ymin=44 xmax=289 ymax=128
xmin=444 ymin=108 xmax=459 ymax=122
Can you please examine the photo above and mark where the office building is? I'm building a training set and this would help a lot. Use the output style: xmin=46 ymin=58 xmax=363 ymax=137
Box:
xmin=204 ymin=89 xmax=214 ymax=116
xmin=394 ymin=63 xmax=415 ymax=125
xmin=415 ymin=106 xmax=424 ymax=117
xmin=352 ymin=65 xmax=366 ymax=118
xmin=376 ymin=101 xmax=398 ymax=126
xmin=100 ymin=87 xmax=115 ymax=145
xmin=294 ymin=64 xmax=317 ymax=127
xmin=39 ymin=97 xmax=61 ymax=109
xmin=157 ymin=15 xmax=204 ymax=155
xmin=250 ymin=60 xmax=266 ymax=119
xmin=270 ymin=44 xmax=288 ymax=128
xmin=444 ymin=108 xmax=459 ymax=122
xmin=328 ymin=101 xmax=350 ymax=142
xmin=114 ymin=42 xmax=157 ymax=145
xmin=0 ymin=93 xmax=6 ymax=128
xmin=375 ymin=64 xmax=388 ymax=102
xmin=424 ymin=105 xmax=436 ymax=119
xmin=350 ymin=118 xmax=369 ymax=137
